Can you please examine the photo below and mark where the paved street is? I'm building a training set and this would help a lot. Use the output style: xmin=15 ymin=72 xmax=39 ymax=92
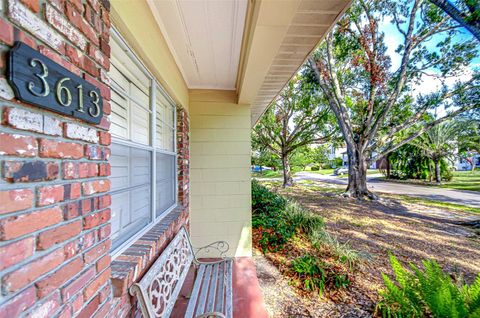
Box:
xmin=294 ymin=171 xmax=480 ymax=208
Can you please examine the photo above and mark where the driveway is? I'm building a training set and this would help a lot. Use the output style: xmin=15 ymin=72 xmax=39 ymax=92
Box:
xmin=294 ymin=171 xmax=480 ymax=208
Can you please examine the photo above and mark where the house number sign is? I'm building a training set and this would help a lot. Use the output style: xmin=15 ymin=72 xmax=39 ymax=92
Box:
xmin=8 ymin=42 xmax=103 ymax=124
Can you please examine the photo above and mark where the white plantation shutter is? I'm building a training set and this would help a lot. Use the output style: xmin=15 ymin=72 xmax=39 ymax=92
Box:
xmin=109 ymin=30 xmax=177 ymax=253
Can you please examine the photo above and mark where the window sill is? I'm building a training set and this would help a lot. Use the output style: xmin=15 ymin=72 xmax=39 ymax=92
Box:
xmin=110 ymin=205 xmax=188 ymax=297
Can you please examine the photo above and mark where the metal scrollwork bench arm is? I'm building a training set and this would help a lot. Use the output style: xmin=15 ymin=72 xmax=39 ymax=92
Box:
xmin=129 ymin=226 xmax=233 ymax=318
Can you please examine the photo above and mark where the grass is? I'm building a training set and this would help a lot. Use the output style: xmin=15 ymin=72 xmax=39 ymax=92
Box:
xmin=381 ymin=170 xmax=480 ymax=192
xmin=440 ymin=170 xmax=480 ymax=192
xmin=383 ymin=193 xmax=480 ymax=214
xmin=251 ymin=170 xmax=283 ymax=178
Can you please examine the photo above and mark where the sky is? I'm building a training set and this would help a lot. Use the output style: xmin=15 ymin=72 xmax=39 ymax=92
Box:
xmin=379 ymin=17 xmax=479 ymax=97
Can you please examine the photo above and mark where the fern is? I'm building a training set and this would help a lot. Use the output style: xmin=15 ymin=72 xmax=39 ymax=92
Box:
xmin=377 ymin=255 xmax=480 ymax=318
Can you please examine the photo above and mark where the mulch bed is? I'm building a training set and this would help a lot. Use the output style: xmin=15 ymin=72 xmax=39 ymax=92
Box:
xmin=255 ymin=181 xmax=480 ymax=318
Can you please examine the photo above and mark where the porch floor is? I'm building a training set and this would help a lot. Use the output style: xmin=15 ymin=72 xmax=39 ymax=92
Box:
xmin=171 ymin=257 xmax=269 ymax=318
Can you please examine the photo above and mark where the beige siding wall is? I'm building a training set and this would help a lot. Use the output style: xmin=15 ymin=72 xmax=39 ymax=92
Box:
xmin=189 ymin=90 xmax=252 ymax=257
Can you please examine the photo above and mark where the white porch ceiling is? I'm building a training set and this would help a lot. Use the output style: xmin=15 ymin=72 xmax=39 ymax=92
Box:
xmin=147 ymin=0 xmax=248 ymax=90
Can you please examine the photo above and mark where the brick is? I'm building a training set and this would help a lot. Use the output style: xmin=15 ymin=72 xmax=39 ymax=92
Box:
xmin=0 ymin=133 xmax=37 ymax=157
xmin=3 ymin=107 xmax=43 ymax=133
xmin=96 ymin=115 xmax=111 ymax=130
xmin=0 ymin=286 xmax=36 ymax=318
xmin=0 ymin=189 xmax=34 ymax=214
xmin=97 ymin=224 xmax=111 ymax=240
xmin=13 ymin=27 xmax=37 ymax=49
xmin=111 ymin=261 xmax=136 ymax=297
xmin=37 ymin=220 xmax=82 ymax=250
xmin=65 ymin=2 xmax=82 ymax=29
xmin=98 ymin=283 xmax=111 ymax=302
xmin=39 ymin=139 xmax=84 ymax=159
xmin=38 ymin=45 xmax=82 ymax=76
xmin=82 ymin=56 xmax=99 ymax=77
xmin=0 ymin=237 xmax=35 ymax=271
xmin=88 ymin=44 xmax=108 ymax=69
xmin=77 ymin=294 xmax=100 ymax=318
xmin=84 ymin=240 xmax=111 ymax=264
xmin=87 ymin=0 xmax=100 ymax=12
xmin=63 ymin=201 xmax=80 ymax=220
xmin=81 ymin=19 xmax=99 ymax=46
xmin=83 ymin=267 xmax=110 ymax=300
xmin=2 ymin=248 xmax=65 ymax=292
xmin=82 ymin=179 xmax=110 ymax=195
xmin=93 ymin=299 xmax=111 ymax=318
xmin=63 ymin=238 xmax=82 ymax=260
xmin=64 ymin=182 xmax=81 ymax=200
xmin=84 ymin=145 xmax=103 ymax=160
xmin=8 ymin=1 xmax=64 ymax=52
xmin=61 ymin=267 xmax=95 ymax=300
xmin=95 ymin=254 xmax=111 ymax=273
xmin=98 ymin=131 xmax=111 ymax=145
xmin=19 ymin=0 xmax=40 ymax=13
xmin=99 ymin=68 xmax=111 ymax=85
xmin=0 ymin=206 xmax=63 ymax=240
xmin=49 ymin=0 xmax=65 ymax=12
xmin=36 ymin=257 xmax=84 ymax=297
xmin=98 ymin=163 xmax=110 ymax=176
xmin=65 ymin=43 xmax=83 ymax=67
xmin=99 ymin=37 xmax=110 ymax=57
xmin=3 ymin=161 xmax=59 ymax=182
xmin=25 ymin=291 xmax=61 ymax=318
xmin=43 ymin=116 xmax=63 ymax=136
xmin=64 ymin=123 xmax=99 ymax=143
xmin=38 ymin=185 xmax=64 ymax=206
xmin=45 ymin=3 xmax=87 ymax=50
xmin=72 ymin=295 xmax=84 ymax=314
xmin=83 ymin=209 xmax=110 ymax=230
xmin=63 ymin=162 xmax=98 ymax=179
xmin=69 ymin=0 xmax=84 ymax=14
xmin=57 ymin=304 xmax=73 ymax=318
xmin=103 ymin=100 xmax=112 ymax=115
xmin=84 ymin=74 xmax=110 ymax=100
xmin=0 ymin=18 xmax=14 ymax=45
xmin=98 ymin=194 xmax=111 ymax=209
xmin=0 ymin=77 xmax=15 ymax=100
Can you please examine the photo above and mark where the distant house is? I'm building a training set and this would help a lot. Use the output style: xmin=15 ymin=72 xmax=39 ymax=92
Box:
xmin=456 ymin=153 xmax=480 ymax=170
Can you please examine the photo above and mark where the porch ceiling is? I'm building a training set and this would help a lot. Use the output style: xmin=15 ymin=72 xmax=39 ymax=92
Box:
xmin=147 ymin=0 xmax=248 ymax=90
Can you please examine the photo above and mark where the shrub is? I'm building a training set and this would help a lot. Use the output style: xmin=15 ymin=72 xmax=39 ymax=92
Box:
xmin=291 ymin=254 xmax=351 ymax=294
xmin=311 ymin=165 xmax=320 ymax=171
xmin=252 ymin=180 xmax=325 ymax=252
xmin=291 ymin=255 xmax=327 ymax=293
xmin=376 ymin=254 xmax=480 ymax=318
xmin=309 ymin=231 xmax=360 ymax=269
xmin=284 ymin=201 xmax=324 ymax=236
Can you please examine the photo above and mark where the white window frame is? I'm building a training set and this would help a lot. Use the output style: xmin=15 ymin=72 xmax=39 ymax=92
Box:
xmin=110 ymin=27 xmax=178 ymax=258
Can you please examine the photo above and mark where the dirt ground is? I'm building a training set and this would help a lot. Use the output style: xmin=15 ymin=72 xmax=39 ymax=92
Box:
xmin=255 ymin=181 xmax=480 ymax=318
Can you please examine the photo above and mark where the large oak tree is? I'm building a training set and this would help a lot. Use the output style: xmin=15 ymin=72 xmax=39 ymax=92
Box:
xmin=308 ymin=0 xmax=479 ymax=198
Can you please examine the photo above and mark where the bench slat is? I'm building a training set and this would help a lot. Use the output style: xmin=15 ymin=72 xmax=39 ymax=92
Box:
xmin=226 ymin=260 xmax=233 ymax=318
xmin=184 ymin=265 xmax=206 ymax=318
xmin=214 ymin=261 xmax=225 ymax=314
xmin=205 ymin=263 xmax=220 ymax=313
xmin=195 ymin=264 xmax=213 ymax=316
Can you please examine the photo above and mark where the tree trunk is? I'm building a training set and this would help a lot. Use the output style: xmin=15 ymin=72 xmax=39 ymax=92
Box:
xmin=345 ymin=146 xmax=377 ymax=199
xmin=281 ymin=153 xmax=293 ymax=187
xmin=434 ymin=159 xmax=441 ymax=183
xmin=386 ymin=153 xmax=391 ymax=179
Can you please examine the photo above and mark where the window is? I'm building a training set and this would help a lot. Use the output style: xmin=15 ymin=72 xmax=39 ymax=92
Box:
xmin=109 ymin=29 xmax=177 ymax=253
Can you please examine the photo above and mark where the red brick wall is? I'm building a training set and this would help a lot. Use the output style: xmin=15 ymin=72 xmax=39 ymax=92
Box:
xmin=0 ymin=0 xmax=112 ymax=317
xmin=0 ymin=1 xmax=191 ymax=317
xmin=177 ymin=105 xmax=189 ymax=209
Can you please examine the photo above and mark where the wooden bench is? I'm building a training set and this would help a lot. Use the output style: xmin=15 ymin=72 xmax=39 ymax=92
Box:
xmin=129 ymin=226 xmax=233 ymax=318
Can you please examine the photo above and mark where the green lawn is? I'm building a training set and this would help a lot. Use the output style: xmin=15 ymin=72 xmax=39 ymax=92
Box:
xmin=251 ymin=170 xmax=283 ymax=178
xmin=440 ymin=171 xmax=480 ymax=192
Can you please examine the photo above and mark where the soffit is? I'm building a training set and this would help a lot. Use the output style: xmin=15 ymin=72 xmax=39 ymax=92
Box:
xmin=244 ymin=0 xmax=351 ymax=126
xmin=147 ymin=0 xmax=248 ymax=90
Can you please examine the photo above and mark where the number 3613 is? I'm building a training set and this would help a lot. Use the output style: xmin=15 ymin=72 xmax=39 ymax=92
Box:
xmin=28 ymin=58 xmax=101 ymax=118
